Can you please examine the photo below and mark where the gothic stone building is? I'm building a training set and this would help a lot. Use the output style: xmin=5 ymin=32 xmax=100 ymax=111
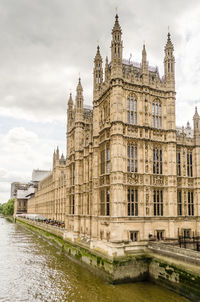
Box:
xmin=27 ymin=15 xmax=200 ymax=256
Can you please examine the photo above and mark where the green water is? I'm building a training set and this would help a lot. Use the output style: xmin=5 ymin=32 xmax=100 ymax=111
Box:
xmin=0 ymin=218 xmax=190 ymax=302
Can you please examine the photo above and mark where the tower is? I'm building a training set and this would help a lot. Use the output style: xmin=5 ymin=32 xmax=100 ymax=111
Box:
xmin=193 ymin=107 xmax=200 ymax=143
xmin=164 ymin=32 xmax=175 ymax=90
xmin=105 ymin=56 xmax=109 ymax=83
xmin=141 ymin=44 xmax=148 ymax=83
xmin=67 ymin=93 xmax=74 ymax=126
xmin=111 ymin=14 xmax=123 ymax=77
xmin=93 ymin=46 xmax=103 ymax=100
xmin=75 ymin=78 xmax=83 ymax=120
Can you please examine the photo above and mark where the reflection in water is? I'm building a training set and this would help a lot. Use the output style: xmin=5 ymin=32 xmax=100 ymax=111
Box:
xmin=0 ymin=218 xmax=189 ymax=302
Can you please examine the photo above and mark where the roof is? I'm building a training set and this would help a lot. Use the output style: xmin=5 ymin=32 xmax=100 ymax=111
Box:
xmin=84 ymin=104 xmax=93 ymax=111
xmin=32 ymin=169 xmax=51 ymax=182
xmin=176 ymin=124 xmax=194 ymax=138
xmin=122 ymin=59 xmax=158 ymax=72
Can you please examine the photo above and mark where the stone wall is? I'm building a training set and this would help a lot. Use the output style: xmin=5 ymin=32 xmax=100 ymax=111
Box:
xmin=16 ymin=218 xmax=200 ymax=301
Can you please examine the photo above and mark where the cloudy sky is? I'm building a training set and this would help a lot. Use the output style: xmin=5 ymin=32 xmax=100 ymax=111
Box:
xmin=1 ymin=0 xmax=200 ymax=202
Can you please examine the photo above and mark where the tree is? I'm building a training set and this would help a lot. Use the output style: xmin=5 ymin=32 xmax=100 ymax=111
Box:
xmin=0 ymin=198 xmax=15 ymax=216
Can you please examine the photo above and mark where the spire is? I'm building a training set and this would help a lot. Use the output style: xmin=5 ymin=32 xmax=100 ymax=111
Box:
xmin=94 ymin=45 xmax=102 ymax=62
xmin=77 ymin=77 xmax=83 ymax=94
xmin=68 ymin=93 xmax=73 ymax=109
xmin=93 ymin=46 xmax=103 ymax=98
xmin=164 ymin=31 xmax=175 ymax=88
xmin=165 ymin=32 xmax=174 ymax=51
xmin=193 ymin=107 xmax=200 ymax=141
xmin=56 ymin=146 xmax=59 ymax=160
xmin=67 ymin=93 xmax=74 ymax=124
xmin=53 ymin=149 xmax=56 ymax=168
xmin=105 ymin=56 xmax=109 ymax=82
xmin=142 ymin=44 xmax=148 ymax=74
xmin=75 ymin=77 xmax=83 ymax=112
xmin=111 ymin=14 xmax=123 ymax=76
xmin=194 ymin=106 xmax=199 ymax=118
xmin=112 ymin=14 xmax=122 ymax=34
xmin=59 ymin=153 xmax=65 ymax=164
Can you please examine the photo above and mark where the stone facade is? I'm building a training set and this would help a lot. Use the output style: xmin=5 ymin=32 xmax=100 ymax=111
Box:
xmin=27 ymin=15 xmax=200 ymax=255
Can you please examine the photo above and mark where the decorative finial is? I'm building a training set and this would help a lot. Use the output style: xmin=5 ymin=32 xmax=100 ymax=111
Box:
xmin=115 ymin=6 xmax=118 ymax=14
xmin=167 ymin=26 xmax=171 ymax=40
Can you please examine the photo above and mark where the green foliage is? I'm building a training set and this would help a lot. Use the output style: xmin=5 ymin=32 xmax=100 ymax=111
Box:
xmin=0 ymin=198 xmax=15 ymax=216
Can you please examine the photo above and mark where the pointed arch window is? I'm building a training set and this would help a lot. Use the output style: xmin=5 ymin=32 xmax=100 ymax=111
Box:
xmin=127 ymin=96 xmax=137 ymax=125
xmin=152 ymin=101 xmax=162 ymax=129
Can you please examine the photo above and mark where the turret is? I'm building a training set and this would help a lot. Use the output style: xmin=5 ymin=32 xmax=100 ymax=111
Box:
xmin=141 ymin=44 xmax=148 ymax=73
xmin=53 ymin=150 xmax=56 ymax=169
xmin=111 ymin=14 xmax=123 ymax=77
xmin=93 ymin=46 xmax=103 ymax=99
xmin=164 ymin=32 xmax=175 ymax=89
xmin=56 ymin=146 xmax=59 ymax=160
xmin=105 ymin=56 xmax=109 ymax=83
xmin=59 ymin=153 xmax=66 ymax=165
xmin=67 ymin=93 xmax=74 ymax=124
xmin=141 ymin=44 xmax=148 ymax=84
xmin=75 ymin=78 xmax=83 ymax=120
xmin=193 ymin=107 xmax=200 ymax=143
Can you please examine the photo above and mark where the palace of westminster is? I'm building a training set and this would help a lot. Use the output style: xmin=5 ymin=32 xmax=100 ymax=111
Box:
xmin=14 ymin=15 xmax=200 ymax=253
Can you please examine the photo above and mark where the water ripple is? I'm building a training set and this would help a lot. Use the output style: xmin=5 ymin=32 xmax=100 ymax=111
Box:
xmin=0 ymin=218 xmax=189 ymax=302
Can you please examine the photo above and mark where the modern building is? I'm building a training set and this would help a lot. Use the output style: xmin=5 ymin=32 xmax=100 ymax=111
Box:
xmin=14 ymin=169 xmax=51 ymax=215
xmin=25 ymin=15 xmax=200 ymax=256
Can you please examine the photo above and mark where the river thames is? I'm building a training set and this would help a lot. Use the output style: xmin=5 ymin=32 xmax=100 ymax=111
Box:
xmin=0 ymin=218 xmax=190 ymax=302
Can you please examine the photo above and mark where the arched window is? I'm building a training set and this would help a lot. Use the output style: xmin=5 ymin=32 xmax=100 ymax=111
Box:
xmin=127 ymin=96 xmax=137 ymax=125
xmin=152 ymin=100 xmax=162 ymax=129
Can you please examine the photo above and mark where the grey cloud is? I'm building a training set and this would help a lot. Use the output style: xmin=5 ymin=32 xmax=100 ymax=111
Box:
xmin=0 ymin=0 xmax=200 ymax=122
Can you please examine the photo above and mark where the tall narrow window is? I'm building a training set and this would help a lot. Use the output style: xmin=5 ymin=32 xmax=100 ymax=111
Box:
xmin=100 ymin=189 xmax=105 ymax=215
xmin=188 ymin=191 xmax=194 ymax=216
xmin=72 ymin=163 xmax=75 ymax=185
xmin=70 ymin=195 xmax=75 ymax=214
xmin=127 ymin=188 xmax=138 ymax=216
xmin=177 ymin=151 xmax=181 ymax=176
xmin=87 ymin=194 xmax=90 ymax=215
xmin=127 ymin=144 xmax=137 ymax=172
xmin=100 ymin=188 xmax=110 ymax=216
xmin=106 ymin=189 xmax=110 ymax=216
xmin=153 ymin=147 xmax=162 ymax=174
xmin=153 ymin=190 xmax=163 ymax=216
xmin=127 ymin=96 xmax=137 ymax=125
xmin=187 ymin=150 xmax=193 ymax=177
xmin=100 ymin=144 xmax=110 ymax=175
xmin=106 ymin=144 xmax=110 ymax=174
xmin=152 ymin=101 xmax=162 ymax=128
xmin=177 ymin=190 xmax=182 ymax=216
xmin=100 ymin=149 xmax=105 ymax=175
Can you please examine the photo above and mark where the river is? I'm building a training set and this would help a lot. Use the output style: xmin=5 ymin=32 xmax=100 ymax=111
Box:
xmin=0 ymin=218 xmax=190 ymax=302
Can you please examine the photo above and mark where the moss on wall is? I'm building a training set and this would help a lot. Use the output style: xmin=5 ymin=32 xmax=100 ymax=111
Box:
xmin=16 ymin=218 xmax=200 ymax=301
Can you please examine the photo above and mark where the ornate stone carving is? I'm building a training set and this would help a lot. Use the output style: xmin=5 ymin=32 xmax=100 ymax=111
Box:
xmin=153 ymin=176 xmax=164 ymax=186
xmin=127 ymin=173 xmax=139 ymax=184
